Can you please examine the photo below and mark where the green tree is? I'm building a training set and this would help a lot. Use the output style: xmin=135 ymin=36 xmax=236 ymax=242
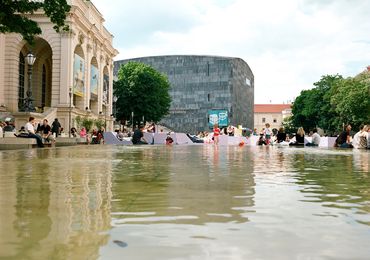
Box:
xmin=0 ymin=0 xmax=71 ymax=43
xmin=114 ymin=62 xmax=171 ymax=127
xmin=291 ymin=74 xmax=342 ymax=134
xmin=330 ymin=77 xmax=370 ymax=130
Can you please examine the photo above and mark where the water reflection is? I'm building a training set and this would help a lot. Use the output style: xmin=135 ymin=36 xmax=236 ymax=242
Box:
xmin=0 ymin=146 xmax=369 ymax=259
xmin=0 ymin=147 xmax=113 ymax=260
xmin=110 ymin=145 xmax=255 ymax=225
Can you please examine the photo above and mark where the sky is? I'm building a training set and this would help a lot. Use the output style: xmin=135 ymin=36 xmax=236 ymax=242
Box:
xmin=93 ymin=0 xmax=370 ymax=104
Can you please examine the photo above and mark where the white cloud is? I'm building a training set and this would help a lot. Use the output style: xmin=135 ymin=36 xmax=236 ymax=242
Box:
xmin=93 ymin=0 xmax=370 ymax=103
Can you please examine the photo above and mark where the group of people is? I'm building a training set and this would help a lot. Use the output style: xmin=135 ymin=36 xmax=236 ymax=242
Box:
xmin=335 ymin=124 xmax=369 ymax=149
xmin=255 ymin=122 xmax=369 ymax=149
xmin=0 ymin=117 xmax=63 ymax=147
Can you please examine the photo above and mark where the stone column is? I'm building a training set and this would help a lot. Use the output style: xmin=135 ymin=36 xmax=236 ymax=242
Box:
xmin=0 ymin=35 xmax=5 ymax=109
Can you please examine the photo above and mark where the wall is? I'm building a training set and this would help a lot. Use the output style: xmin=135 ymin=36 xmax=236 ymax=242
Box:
xmin=114 ymin=55 xmax=254 ymax=133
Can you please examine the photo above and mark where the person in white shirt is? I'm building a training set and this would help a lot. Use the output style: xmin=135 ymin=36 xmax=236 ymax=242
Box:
xmin=353 ymin=125 xmax=369 ymax=149
xmin=306 ymin=128 xmax=321 ymax=146
xmin=20 ymin=116 xmax=44 ymax=147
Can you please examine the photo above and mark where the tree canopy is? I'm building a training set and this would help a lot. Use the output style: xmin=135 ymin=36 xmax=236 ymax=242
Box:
xmin=0 ymin=0 xmax=71 ymax=43
xmin=114 ymin=62 xmax=172 ymax=126
xmin=291 ymin=73 xmax=370 ymax=134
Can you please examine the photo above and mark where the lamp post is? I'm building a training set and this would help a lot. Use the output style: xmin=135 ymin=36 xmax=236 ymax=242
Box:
xmin=24 ymin=52 xmax=36 ymax=112
xmin=69 ymin=87 xmax=72 ymax=138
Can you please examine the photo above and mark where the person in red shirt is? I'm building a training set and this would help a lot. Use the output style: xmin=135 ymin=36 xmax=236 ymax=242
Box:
xmin=213 ymin=124 xmax=220 ymax=145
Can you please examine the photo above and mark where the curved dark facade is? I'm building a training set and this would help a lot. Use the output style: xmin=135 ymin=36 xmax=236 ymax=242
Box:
xmin=114 ymin=55 xmax=254 ymax=133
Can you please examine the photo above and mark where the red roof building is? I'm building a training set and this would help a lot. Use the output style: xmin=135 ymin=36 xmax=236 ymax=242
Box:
xmin=254 ymin=104 xmax=292 ymax=131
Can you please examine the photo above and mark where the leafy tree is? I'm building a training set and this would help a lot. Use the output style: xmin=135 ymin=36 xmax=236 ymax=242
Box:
xmin=0 ymin=0 xmax=71 ymax=43
xmin=282 ymin=116 xmax=297 ymax=134
xmin=330 ymin=77 xmax=370 ymax=130
xmin=291 ymin=74 xmax=342 ymax=134
xmin=114 ymin=62 xmax=171 ymax=127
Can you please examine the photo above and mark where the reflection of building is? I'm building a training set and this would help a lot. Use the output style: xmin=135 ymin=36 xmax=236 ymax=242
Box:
xmin=114 ymin=55 xmax=254 ymax=133
xmin=0 ymin=148 xmax=113 ymax=259
xmin=254 ymin=104 xmax=292 ymax=131
xmin=0 ymin=0 xmax=118 ymax=130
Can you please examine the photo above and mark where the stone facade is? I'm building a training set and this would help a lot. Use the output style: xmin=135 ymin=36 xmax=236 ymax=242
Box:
xmin=0 ymin=0 xmax=118 ymax=131
xmin=114 ymin=55 xmax=254 ymax=133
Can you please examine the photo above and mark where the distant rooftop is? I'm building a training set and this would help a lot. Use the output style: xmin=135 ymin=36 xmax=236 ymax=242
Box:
xmin=254 ymin=104 xmax=292 ymax=113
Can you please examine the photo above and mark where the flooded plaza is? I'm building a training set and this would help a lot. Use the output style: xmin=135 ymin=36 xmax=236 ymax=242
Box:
xmin=0 ymin=145 xmax=369 ymax=260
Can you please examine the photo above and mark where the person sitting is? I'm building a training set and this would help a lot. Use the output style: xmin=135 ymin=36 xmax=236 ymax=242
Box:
xmin=335 ymin=124 xmax=353 ymax=148
xmin=70 ymin=127 xmax=77 ymax=137
xmin=80 ymin=127 xmax=87 ymax=138
xmin=16 ymin=117 xmax=44 ymax=147
xmin=38 ymin=119 xmax=55 ymax=143
xmin=276 ymin=127 xmax=287 ymax=143
xmin=306 ymin=128 xmax=321 ymax=146
xmin=290 ymin=127 xmax=305 ymax=146
xmin=166 ymin=133 xmax=174 ymax=145
xmin=132 ymin=125 xmax=148 ymax=145
xmin=257 ymin=133 xmax=267 ymax=146
xmin=352 ymin=125 xmax=368 ymax=149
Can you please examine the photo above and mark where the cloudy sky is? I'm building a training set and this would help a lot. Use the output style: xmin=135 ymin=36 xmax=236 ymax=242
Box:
xmin=93 ymin=0 xmax=370 ymax=104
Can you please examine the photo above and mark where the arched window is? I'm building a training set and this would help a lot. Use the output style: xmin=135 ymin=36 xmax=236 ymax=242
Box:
xmin=42 ymin=64 xmax=46 ymax=108
xmin=18 ymin=52 xmax=25 ymax=110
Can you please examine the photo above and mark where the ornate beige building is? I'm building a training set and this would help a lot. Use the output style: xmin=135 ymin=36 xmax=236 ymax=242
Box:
xmin=0 ymin=0 xmax=118 ymax=131
xmin=254 ymin=104 xmax=292 ymax=132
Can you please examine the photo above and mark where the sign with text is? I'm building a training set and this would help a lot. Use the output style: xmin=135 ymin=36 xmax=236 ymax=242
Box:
xmin=208 ymin=110 xmax=228 ymax=128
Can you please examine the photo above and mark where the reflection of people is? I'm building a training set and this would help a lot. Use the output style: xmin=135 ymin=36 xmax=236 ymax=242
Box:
xmin=132 ymin=125 xmax=148 ymax=145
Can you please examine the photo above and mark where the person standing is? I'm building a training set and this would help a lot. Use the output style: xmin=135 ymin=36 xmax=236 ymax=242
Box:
xmin=213 ymin=124 xmax=220 ymax=145
xmin=51 ymin=118 xmax=61 ymax=137
xmin=264 ymin=123 xmax=272 ymax=145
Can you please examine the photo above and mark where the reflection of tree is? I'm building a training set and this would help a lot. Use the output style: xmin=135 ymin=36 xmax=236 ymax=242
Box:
xmin=291 ymin=153 xmax=370 ymax=223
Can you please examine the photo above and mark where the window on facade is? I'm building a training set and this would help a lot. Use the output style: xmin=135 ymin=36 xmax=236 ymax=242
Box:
xmin=18 ymin=52 xmax=25 ymax=110
xmin=206 ymin=62 xmax=210 ymax=76
xmin=262 ymin=118 xmax=266 ymax=123
xmin=273 ymin=118 xmax=277 ymax=123
xmin=41 ymin=64 xmax=46 ymax=108
xmin=207 ymin=93 xmax=210 ymax=102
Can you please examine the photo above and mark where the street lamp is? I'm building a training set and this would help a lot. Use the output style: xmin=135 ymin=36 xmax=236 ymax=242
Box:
xmin=69 ymin=87 xmax=72 ymax=137
xmin=23 ymin=52 xmax=36 ymax=112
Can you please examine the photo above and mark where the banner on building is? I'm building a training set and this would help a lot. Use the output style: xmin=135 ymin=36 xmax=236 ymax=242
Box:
xmin=90 ymin=64 xmax=99 ymax=100
xmin=208 ymin=110 xmax=228 ymax=128
xmin=103 ymin=74 xmax=109 ymax=104
xmin=73 ymin=54 xmax=85 ymax=97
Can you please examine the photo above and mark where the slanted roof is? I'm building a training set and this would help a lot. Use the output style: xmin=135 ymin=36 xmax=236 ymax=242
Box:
xmin=254 ymin=104 xmax=292 ymax=113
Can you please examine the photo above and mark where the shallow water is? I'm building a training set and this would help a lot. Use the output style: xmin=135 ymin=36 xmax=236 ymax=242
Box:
xmin=0 ymin=145 xmax=369 ymax=259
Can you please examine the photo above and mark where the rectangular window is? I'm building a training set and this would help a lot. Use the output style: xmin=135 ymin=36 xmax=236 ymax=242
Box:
xmin=262 ymin=118 xmax=266 ymax=123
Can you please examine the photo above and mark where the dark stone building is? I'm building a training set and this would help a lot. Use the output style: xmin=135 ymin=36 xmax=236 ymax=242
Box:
xmin=114 ymin=55 xmax=254 ymax=133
